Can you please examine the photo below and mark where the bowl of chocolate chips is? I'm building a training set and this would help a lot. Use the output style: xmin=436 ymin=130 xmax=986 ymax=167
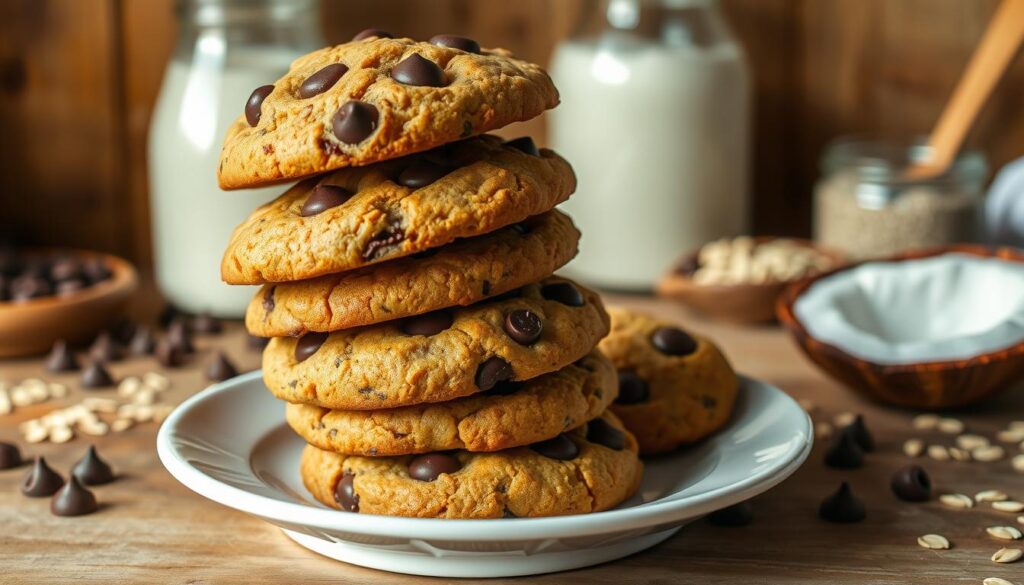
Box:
xmin=0 ymin=248 xmax=137 ymax=357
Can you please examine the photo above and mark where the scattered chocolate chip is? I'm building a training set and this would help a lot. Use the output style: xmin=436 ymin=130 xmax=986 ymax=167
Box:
xmin=400 ymin=310 xmax=453 ymax=336
xmin=88 ymin=331 xmax=123 ymax=363
xmin=708 ymin=501 xmax=753 ymax=526
xmin=650 ymin=326 xmax=697 ymax=356
xmin=352 ymin=28 xmax=392 ymax=41
xmin=110 ymin=319 xmax=137 ymax=345
xmin=159 ymin=303 xmax=180 ymax=329
xmin=10 ymin=274 xmax=50 ymax=302
xmin=332 ymin=100 xmax=378 ymax=144
xmin=82 ymin=257 xmax=112 ymax=284
xmin=615 ymin=371 xmax=649 ymax=404
xmin=295 ymin=332 xmax=329 ymax=363
xmin=72 ymin=445 xmax=115 ymax=486
xmin=844 ymin=414 xmax=875 ymax=452
xmin=586 ymin=418 xmax=625 ymax=450
xmin=407 ymin=453 xmax=462 ymax=482
xmin=824 ymin=427 xmax=864 ymax=469
xmin=298 ymin=63 xmax=349 ymax=98
xmin=530 ymin=434 xmax=579 ymax=460
xmin=49 ymin=256 xmax=82 ymax=282
xmin=191 ymin=312 xmax=223 ymax=335
xmin=504 ymin=309 xmax=543 ymax=345
xmin=676 ymin=255 xmax=700 ymax=276
xmin=45 ymin=339 xmax=79 ymax=372
xmin=819 ymin=481 xmax=866 ymax=523
xmin=391 ymin=53 xmax=446 ymax=87
xmin=51 ymin=476 xmax=98 ymax=517
xmin=334 ymin=472 xmax=359 ymax=512
xmin=397 ymin=159 xmax=451 ymax=188
xmin=505 ymin=136 xmax=539 ymax=156
xmin=475 ymin=357 xmax=513 ymax=391
xmin=80 ymin=361 xmax=115 ymax=388
xmin=206 ymin=352 xmax=239 ymax=382
xmin=55 ymin=279 xmax=86 ymax=296
xmin=0 ymin=441 xmax=22 ymax=469
xmin=300 ymin=185 xmax=354 ymax=217
xmin=540 ymin=281 xmax=584 ymax=307
xmin=429 ymin=34 xmax=481 ymax=53
xmin=166 ymin=318 xmax=194 ymax=354
xmin=22 ymin=457 xmax=64 ymax=497
xmin=248 ymin=334 xmax=270 ymax=350
xmin=154 ymin=338 xmax=185 ymax=368
xmin=129 ymin=326 xmax=155 ymax=355
xmin=245 ymin=84 xmax=274 ymax=126
xmin=362 ymin=225 xmax=404 ymax=260
xmin=891 ymin=465 xmax=931 ymax=502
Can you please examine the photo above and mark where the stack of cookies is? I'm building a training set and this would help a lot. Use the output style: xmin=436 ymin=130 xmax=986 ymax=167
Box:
xmin=216 ymin=31 xmax=642 ymax=518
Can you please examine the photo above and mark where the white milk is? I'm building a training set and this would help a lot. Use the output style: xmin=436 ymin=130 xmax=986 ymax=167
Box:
xmin=551 ymin=33 xmax=750 ymax=290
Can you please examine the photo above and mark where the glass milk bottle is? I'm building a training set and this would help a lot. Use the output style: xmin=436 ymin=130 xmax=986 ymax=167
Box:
xmin=149 ymin=0 xmax=321 ymax=316
xmin=551 ymin=0 xmax=750 ymax=290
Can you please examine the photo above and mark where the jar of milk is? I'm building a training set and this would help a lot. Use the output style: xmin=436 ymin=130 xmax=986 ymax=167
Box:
xmin=149 ymin=0 xmax=322 ymax=316
xmin=551 ymin=0 xmax=750 ymax=290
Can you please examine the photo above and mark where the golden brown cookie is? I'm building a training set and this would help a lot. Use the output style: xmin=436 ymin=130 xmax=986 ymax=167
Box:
xmin=286 ymin=350 xmax=617 ymax=456
xmin=598 ymin=308 xmax=738 ymax=455
xmin=221 ymin=135 xmax=576 ymax=284
xmin=246 ymin=209 xmax=579 ymax=336
xmin=299 ymin=411 xmax=642 ymax=518
xmin=218 ymin=36 xmax=558 ymax=189
xmin=263 ymin=278 xmax=609 ymax=410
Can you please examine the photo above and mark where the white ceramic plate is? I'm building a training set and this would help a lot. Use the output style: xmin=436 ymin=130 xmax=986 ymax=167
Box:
xmin=157 ymin=371 xmax=812 ymax=578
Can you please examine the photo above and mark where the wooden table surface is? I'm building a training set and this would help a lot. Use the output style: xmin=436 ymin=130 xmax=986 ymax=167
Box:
xmin=1 ymin=291 xmax=1023 ymax=585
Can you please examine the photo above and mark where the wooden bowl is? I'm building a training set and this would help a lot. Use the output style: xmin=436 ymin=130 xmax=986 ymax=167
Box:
xmin=656 ymin=238 xmax=843 ymax=325
xmin=776 ymin=245 xmax=1024 ymax=410
xmin=0 ymin=251 xmax=137 ymax=357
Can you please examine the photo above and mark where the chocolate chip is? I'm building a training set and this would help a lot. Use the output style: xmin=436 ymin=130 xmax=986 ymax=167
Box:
xmin=362 ymin=225 xmax=404 ymax=260
xmin=540 ymin=282 xmax=584 ymax=307
xmin=400 ymin=310 xmax=453 ymax=336
xmin=824 ymin=427 xmax=864 ymax=469
xmin=586 ymin=418 xmax=625 ymax=450
xmin=191 ymin=312 xmax=223 ymax=335
xmin=82 ymin=257 xmax=112 ymax=284
xmin=891 ymin=465 xmax=931 ymax=502
xmin=615 ymin=371 xmax=649 ymax=404
xmin=530 ymin=434 xmax=579 ymax=460
xmin=708 ymin=501 xmax=753 ymax=526
xmin=504 ymin=136 xmax=540 ymax=156
xmin=245 ymin=84 xmax=274 ymax=126
xmin=159 ymin=303 xmax=180 ymax=329
xmin=248 ymin=334 xmax=270 ymax=350
xmin=352 ymin=28 xmax=392 ymax=41
xmin=55 ymin=279 xmax=85 ymax=296
xmin=819 ymin=481 xmax=866 ymax=523
xmin=391 ymin=53 xmax=446 ymax=87
xmin=80 ymin=361 xmax=115 ymax=389
xmin=397 ymin=159 xmax=451 ymax=188
xmin=295 ymin=332 xmax=329 ymax=363
xmin=88 ymin=331 xmax=123 ymax=363
xmin=407 ymin=453 xmax=462 ymax=482
xmin=167 ymin=318 xmax=194 ymax=354
xmin=206 ymin=352 xmax=239 ymax=382
xmin=650 ymin=326 xmax=697 ymax=356
xmin=10 ymin=274 xmax=50 ymax=302
xmin=844 ymin=414 xmax=875 ymax=452
xmin=298 ymin=63 xmax=348 ymax=98
xmin=72 ymin=445 xmax=115 ymax=486
xmin=22 ymin=457 xmax=64 ymax=497
xmin=334 ymin=472 xmax=359 ymax=512
xmin=129 ymin=326 xmax=155 ymax=355
xmin=46 ymin=339 xmax=79 ymax=372
xmin=50 ymin=256 xmax=82 ymax=282
xmin=155 ymin=338 xmax=184 ymax=368
xmin=332 ymin=100 xmax=378 ymax=144
xmin=475 ymin=357 xmax=513 ymax=391
xmin=504 ymin=309 xmax=542 ymax=345
xmin=51 ymin=476 xmax=98 ymax=517
xmin=300 ymin=185 xmax=354 ymax=217
xmin=0 ymin=441 xmax=22 ymax=470
xmin=429 ymin=34 xmax=481 ymax=53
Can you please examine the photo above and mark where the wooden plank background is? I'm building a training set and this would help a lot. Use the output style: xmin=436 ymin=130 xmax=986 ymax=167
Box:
xmin=1 ymin=0 xmax=1022 ymax=268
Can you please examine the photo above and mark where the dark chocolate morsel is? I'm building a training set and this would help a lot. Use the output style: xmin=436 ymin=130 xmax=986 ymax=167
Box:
xmin=80 ymin=361 xmax=115 ymax=389
xmin=332 ymin=100 xmax=379 ymax=144
xmin=615 ymin=371 xmax=649 ymax=405
xmin=819 ymin=481 xmax=866 ymax=523
xmin=298 ymin=63 xmax=349 ymax=98
xmin=72 ymin=445 xmax=115 ymax=486
xmin=159 ymin=303 xmax=180 ymax=329
xmin=10 ymin=274 xmax=50 ymax=302
xmin=503 ymin=309 xmax=543 ymax=345
xmin=400 ymin=311 xmax=453 ymax=336
xmin=129 ymin=326 xmax=156 ymax=355
xmin=55 ymin=279 xmax=86 ymax=296
xmin=540 ymin=281 xmax=584 ymax=307
xmin=295 ymin=332 xmax=329 ymax=363
xmin=248 ymin=334 xmax=270 ymax=350
xmin=82 ymin=257 xmax=112 ymax=284
xmin=845 ymin=414 xmax=875 ymax=453
xmin=0 ymin=441 xmax=22 ymax=470
xmin=397 ymin=159 xmax=451 ymax=189
xmin=334 ymin=472 xmax=359 ymax=512
xmin=890 ymin=465 xmax=931 ymax=502
xmin=504 ymin=136 xmax=539 ymax=156
xmin=475 ymin=357 xmax=513 ymax=391
xmin=301 ymin=185 xmax=354 ymax=217
xmin=362 ymin=225 xmax=405 ymax=260
xmin=88 ymin=331 xmax=123 ymax=363
xmin=206 ymin=352 xmax=239 ymax=382
xmin=22 ymin=457 xmax=64 ymax=497
xmin=46 ymin=339 xmax=80 ymax=372
xmin=352 ymin=28 xmax=392 ymax=41
xmin=49 ymin=256 xmax=83 ymax=282
xmin=155 ymin=338 xmax=185 ymax=368
xmin=586 ymin=418 xmax=625 ymax=450
xmin=391 ymin=53 xmax=446 ymax=87
xmin=407 ymin=453 xmax=462 ymax=482
xmin=429 ymin=34 xmax=481 ymax=53
xmin=51 ymin=476 xmax=98 ymax=517
xmin=650 ymin=326 xmax=697 ymax=356
xmin=166 ymin=318 xmax=194 ymax=354
xmin=708 ymin=501 xmax=754 ymax=526
xmin=191 ymin=311 xmax=223 ymax=335
xmin=824 ymin=427 xmax=864 ymax=469
xmin=530 ymin=434 xmax=579 ymax=460
xmin=245 ymin=84 xmax=274 ymax=127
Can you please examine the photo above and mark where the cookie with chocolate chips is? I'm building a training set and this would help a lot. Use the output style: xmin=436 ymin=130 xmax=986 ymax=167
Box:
xmin=245 ymin=210 xmax=579 ymax=336
xmin=261 ymin=278 xmax=609 ymax=410
xmin=221 ymin=135 xmax=576 ymax=285
xmin=598 ymin=308 xmax=738 ymax=455
xmin=287 ymin=350 xmax=617 ymax=456
xmin=299 ymin=411 xmax=642 ymax=518
xmin=217 ymin=36 xmax=558 ymax=189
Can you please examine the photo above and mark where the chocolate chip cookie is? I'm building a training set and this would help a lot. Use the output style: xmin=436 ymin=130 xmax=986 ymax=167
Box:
xmin=262 ymin=278 xmax=609 ymax=410
xmin=218 ymin=36 xmax=558 ymax=189
xmin=247 ymin=210 xmax=579 ymax=336
xmin=599 ymin=308 xmax=738 ymax=455
xmin=286 ymin=350 xmax=616 ymax=456
xmin=221 ymin=135 xmax=576 ymax=284
xmin=300 ymin=411 xmax=642 ymax=518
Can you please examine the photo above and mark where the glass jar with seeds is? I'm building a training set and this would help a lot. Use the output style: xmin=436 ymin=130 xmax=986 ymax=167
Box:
xmin=813 ymin=136 xmax=987 ymax=260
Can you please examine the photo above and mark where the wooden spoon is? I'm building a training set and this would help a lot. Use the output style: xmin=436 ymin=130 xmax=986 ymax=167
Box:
xmin=906 ymin=0 xmax=1024 ymax=180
